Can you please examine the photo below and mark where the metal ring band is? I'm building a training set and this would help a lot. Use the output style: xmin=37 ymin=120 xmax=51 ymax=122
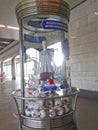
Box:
xmin=16 ymin=0 xmax=70 ymax=23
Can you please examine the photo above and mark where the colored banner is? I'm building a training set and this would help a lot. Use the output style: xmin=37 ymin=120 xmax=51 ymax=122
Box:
xmin=24 ymin=34 xmax=46 ymax=43
xmin=42 ymin=20 xmax=68 ymax=32
xmin=28 ymin=19 xmax=68 ymax=32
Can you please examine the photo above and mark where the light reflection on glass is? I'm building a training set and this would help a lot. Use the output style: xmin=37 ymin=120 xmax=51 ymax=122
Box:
xmin=48 ymin=42 xmax=63 ymax=67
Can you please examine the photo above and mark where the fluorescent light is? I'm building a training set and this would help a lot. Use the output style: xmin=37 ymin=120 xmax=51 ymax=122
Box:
xmin=7 ymin=25 xmax=19 ymax=30
xmin=70 ymin=36 xmax=77 ymax=39
xmin=0 ymin=24 xmax=6 ymax=28
xmin=94 ymin=12 xmax=98 ymax=15
xmin=1 ymin=41 xmax=9 ymax=44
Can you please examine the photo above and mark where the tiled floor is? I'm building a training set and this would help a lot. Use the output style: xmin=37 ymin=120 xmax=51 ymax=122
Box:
xmin=76 ymin=97 xmax=98 ymax=130
xmin=0 ymin=80 xmax=98 ymax=130
xmin=0 ymin=80 xmax=20 ymax=130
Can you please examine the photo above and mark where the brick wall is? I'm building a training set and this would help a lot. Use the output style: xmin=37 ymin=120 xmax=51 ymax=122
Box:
xmin=69 ymin=0 xmax=98 ymax=91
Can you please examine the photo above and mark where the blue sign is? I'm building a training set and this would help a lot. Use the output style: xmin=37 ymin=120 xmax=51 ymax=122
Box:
xmin=27 ymin=19 xmax=68 ymax=32
xmin=28 ymin=20 xmax=42 ymax=28
xmin=42 ymin=20 xmax=68 ymax=32
xmin=24 ymin=34 xmax=46 ymax=43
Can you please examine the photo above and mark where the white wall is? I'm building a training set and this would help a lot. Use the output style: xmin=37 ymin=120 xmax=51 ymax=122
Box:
xmin=69 ymin=0 xmax=98 ymax=91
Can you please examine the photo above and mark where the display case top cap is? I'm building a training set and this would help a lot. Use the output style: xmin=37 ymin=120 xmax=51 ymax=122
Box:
xmin=16 ymin=0 xmax=70 ymax=23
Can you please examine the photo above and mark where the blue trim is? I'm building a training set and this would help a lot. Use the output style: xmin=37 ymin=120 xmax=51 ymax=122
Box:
xmin=24 ymin=34 xmax=46 ymax=43
xmin=42 ymin=20 xmax=68 ymax=32
xmin=44 ymin=86 xmax=57 ymax=91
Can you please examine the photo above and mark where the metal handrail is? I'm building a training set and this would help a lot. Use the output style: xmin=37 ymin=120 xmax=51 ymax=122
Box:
xmin=12 ymin=87 xmax=80 ymax=101
xmin=12 ymin=87 xmax=79 ymax=130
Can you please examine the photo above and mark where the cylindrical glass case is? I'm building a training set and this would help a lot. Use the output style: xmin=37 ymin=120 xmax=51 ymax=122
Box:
xmin=12 ymin=1 xmax=79 ymax=130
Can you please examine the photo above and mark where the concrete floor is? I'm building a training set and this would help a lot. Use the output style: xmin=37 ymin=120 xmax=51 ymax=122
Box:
xmin=0 ymin=80 xmax=98 ymax=130
xmin=76 ymin=97 xmax=98 ymax=130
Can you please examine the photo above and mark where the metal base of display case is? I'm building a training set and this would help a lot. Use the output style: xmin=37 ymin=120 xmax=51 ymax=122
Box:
xmin=22 ymin=125 xmax=77 ymax=130
xmin=23 ymin=111 xmax=74 ymax=129
xmin=12 ymin=88 xmax=79 ymax=130
xmin=18 ymin=112 xmax=77 ymax=130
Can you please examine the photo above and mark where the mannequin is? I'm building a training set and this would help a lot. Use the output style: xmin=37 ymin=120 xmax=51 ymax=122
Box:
xmin=40 ymin=40 xmax=54 ymax=80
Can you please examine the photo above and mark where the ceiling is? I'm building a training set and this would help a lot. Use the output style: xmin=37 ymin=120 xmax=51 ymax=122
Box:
xmin=0 ymin=0 xmax=86 ymax=52
xmin=65 ymin=0 xmax=86 ymax=9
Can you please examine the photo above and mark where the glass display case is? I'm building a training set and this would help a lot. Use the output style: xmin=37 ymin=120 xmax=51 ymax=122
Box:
xmin=12 ymin=0 xmax=80 ymax=130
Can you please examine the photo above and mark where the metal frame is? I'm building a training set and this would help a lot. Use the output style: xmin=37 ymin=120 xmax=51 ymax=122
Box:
xmin=16 ymin=0 xmax=70 ymax=23
xmin=12 ymin=87 xmax=79 ymax=130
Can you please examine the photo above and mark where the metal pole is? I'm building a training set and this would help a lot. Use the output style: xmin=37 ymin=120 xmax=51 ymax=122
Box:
xmin=11 ymin=57 xmax=16 ymax=80
xmin=19 ymin=20 xmax=25 ymax=126
xmin=1 ymin=62 xmax=3 ymax=82
xmin=46 ymin=100 xmax=51 ymax=130
xmin=13 ymin=97 xmax=23 ymax=129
